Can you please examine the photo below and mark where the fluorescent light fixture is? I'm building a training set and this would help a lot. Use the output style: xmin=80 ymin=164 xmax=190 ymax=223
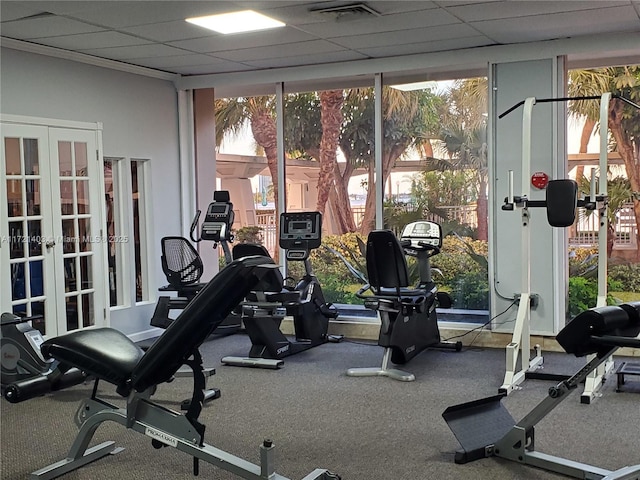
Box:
xmin=390 ymin=81 xmax=438 ymax=91
xmin=186 ymin=10 xmax=285 ymax=34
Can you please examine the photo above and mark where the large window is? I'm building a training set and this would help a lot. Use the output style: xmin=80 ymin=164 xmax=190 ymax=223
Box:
xmin=104 ymin=158 xmax=125 ymax=307
xmin=381 ymin=76 xmax=489 ymax=319
xmin=566 ymin=65 xmax=640 ymax=318
xmin=130 ymin=159 xmax=150 ymax=303
xmin=214 ymin=76 xmax=490 ymax=323
xmin=282 ymin=85 xmax=376 ymax=311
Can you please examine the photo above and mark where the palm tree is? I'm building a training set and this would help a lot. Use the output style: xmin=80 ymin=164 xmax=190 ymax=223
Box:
xmin=437 ymin=122 xmax=489 ymax=240
xmin=340 ymin=86 xmax=442 ymax=235
xmin=282 ymin=90 xmax=355 ymax=232
xmin=215 ymin=96 xmax=279 ymax=204
xmin=568 ymin=66 xmax=640 ymax=260
xmin=215 ymin=96 xmax=280 ymax=258
xmin=317 ymin=90 xmax=344 ymax=216
xmin=421 ymin=78 xmax=489 ymax=240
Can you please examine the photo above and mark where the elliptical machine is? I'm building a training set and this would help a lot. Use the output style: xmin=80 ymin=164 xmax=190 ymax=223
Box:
xmin=151 ymin=190 xmax=241 ymax=334
xmin=1 ymin=312 xmax=87 ymax=402
xmin=346 ymin=220 xmax=462 ymax=382
xmin=222 ymin=211 xmax=342 ymax=369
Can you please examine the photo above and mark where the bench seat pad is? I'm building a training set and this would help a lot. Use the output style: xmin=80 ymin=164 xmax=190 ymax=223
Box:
xmin=41 ymin=328 xmax=144 ymax=387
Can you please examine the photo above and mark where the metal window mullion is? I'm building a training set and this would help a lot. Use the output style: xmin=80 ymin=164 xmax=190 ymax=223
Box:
xmin=374 ymin=73 xmax=383 ymax=230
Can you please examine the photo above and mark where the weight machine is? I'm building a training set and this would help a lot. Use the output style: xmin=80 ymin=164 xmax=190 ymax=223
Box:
xmin=443 ymin=301 xmax=640 ymax=479
xmin=497 ymin=93 xmax=640 ymax=402
xmin=27 ymin=256 xmax=340 ymax=480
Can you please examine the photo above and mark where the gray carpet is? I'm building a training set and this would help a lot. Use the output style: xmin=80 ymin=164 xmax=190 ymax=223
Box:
xmin=2 ymin=333 xmax=639 ymax=480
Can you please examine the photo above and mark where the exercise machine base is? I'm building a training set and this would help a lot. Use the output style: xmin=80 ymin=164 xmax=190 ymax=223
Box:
xmin=31 ymin=394 xmax=339 ymax=480
xmin=221 ymin=356 xmax=284 ymax=369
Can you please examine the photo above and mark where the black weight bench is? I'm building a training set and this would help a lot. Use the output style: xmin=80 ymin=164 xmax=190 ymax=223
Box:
xmin=31 ymin=255 xmax=339 ymax=480
xmin=443 ymin=302 xmax=640 ymax=479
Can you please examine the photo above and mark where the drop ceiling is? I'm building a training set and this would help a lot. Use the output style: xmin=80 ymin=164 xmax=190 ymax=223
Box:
xmin=1 ymin=1 xmax=640 ymax=79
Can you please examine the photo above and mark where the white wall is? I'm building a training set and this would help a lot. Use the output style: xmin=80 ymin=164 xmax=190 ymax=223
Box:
xmin=1 ymin=47 xmax=182 ymax=336
xmin=489 ymin=58 xmax=566 ymax=335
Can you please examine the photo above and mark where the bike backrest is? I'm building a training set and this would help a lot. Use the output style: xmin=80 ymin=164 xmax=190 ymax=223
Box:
xmin=366 ymin=230 xmax=410 ymax=292
xmin=160 ymin=236 xmax=203 ymax=290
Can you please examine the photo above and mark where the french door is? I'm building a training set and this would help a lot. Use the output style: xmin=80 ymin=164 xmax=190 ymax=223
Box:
xmin=1 ymin=116 xmax=107 ymax=337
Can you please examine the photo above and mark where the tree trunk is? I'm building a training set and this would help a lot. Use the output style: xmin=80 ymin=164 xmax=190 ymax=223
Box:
xmin=360 ymin=167 xmax=377 ymax=236
xmin=421 ymin=139 xmax=434 ymax=158
xmin=250 ymin=111 xmax=280 ymax=261
xmin=359 ymin=143 xmax=409 ymax=236
xmin=316 ymin=90 xmax=344 ymax=215
xmin=332 ymin=161 xmax=356 ymax=233
xmin=609 ymin=98 xmax=640 ymax=261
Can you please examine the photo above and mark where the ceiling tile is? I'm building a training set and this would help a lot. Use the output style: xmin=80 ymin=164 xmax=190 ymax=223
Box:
xmin=261 ymin=1 xmax=439 ymax=26
xmin=128 ymin=53 xmax=226 ymax=69
xmin=333 ymin=24 xmax=480 ymax=49
xmin=34 ymin=31 xmax=151 ymax=50
xmin=81 ymin=43 xmax=190 ymax=61
xmin=297 ymin=8 xmax=461 ymax=38
xmin=55 ymin=1 xmax=235 ymax=28
xmin=0 ymin=2 xmax=49 ymax=22
xmin=215 ymin=40 xmax=346 ymax=62
xmin=356 ymin=36 xmax=492 ymax=57
xmin=1 ymin=15 xmax=105 ymax=39
xmin=473 ymin=5 xmax=640 ymax=43
xmin=120 ymin=20 xmax=212 ymax=43
xmin=245 ymin=50 xmax=369 ymax=69
xmin=174 ymin=61 xmax=256 ymax=75
xmin=169 ymin=27 xmax=317 ymax=53
xmin=445 ymin=0 xmax=630 ymax=22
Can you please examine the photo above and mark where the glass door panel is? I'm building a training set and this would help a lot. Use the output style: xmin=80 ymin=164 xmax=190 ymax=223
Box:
xmin=1 ymin=124 xmax=55 ymax=335
xmin=48 ymin=128 xmax=104 ymax=334
xmin=1 ymin=121 xmax=106 ymax=337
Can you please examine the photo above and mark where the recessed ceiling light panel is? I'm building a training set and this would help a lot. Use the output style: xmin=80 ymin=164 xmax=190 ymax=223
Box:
xmin=186 ymin=10 xmax=285 ymax=34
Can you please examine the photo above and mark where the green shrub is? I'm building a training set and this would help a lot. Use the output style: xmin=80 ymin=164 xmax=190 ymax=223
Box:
xmin=430 ymin=236 xmax=489 ymax=309
xmin=568 ymin=276 xmax=622 ymax=318
xmin=608 ymin=263 xmax=640 ymax=292
xmin=285 ymin=232 xmax=491 ymax=308
xmin=450 ymin=271 xmax=489 ymax=310
xmin=234 ymin=226 xmax=263 ymax=244
xmin=285 ymin=232 xmax=367 ymax=305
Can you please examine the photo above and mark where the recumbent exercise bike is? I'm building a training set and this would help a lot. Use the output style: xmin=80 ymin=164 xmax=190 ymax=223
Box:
xmin=222 ymin=211 xmax=342 ymax=369
xmin=347 ymin=220 xmax=462 ymax=382
xmin=151 ymin=189 xmax=241 ymax=335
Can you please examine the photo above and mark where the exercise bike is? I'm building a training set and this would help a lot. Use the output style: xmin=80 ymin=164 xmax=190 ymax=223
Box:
xmin=151 ymin=190 xmax=241 ymax=335
xmin=346 ymin=220 xmax=462 ymax=382
xmin=1 ymin=312 xmax=87 ymax=403
xmin=222 ymin=211 xmax=343 ymax=369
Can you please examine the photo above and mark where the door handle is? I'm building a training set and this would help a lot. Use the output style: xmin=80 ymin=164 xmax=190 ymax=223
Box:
xmin=45 ymin=240 xmax=56 ymax=250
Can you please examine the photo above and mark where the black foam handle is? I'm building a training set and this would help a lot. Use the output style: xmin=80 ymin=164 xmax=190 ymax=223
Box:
xmin=3 ymin=368 xmax=87 ymax=403
xmin=4 ymin=375 xmax=51 ymax=403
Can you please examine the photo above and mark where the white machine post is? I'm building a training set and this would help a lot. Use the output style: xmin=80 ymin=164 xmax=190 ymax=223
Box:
xmin=581 ymin=92 xmax=614 ymax=404
xmin=499 ymin=97 xmax=544 ymax=395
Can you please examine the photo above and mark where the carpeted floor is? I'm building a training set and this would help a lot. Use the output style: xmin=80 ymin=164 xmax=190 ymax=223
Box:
xmin=2 ymin=332 xmax=639 ymax=480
